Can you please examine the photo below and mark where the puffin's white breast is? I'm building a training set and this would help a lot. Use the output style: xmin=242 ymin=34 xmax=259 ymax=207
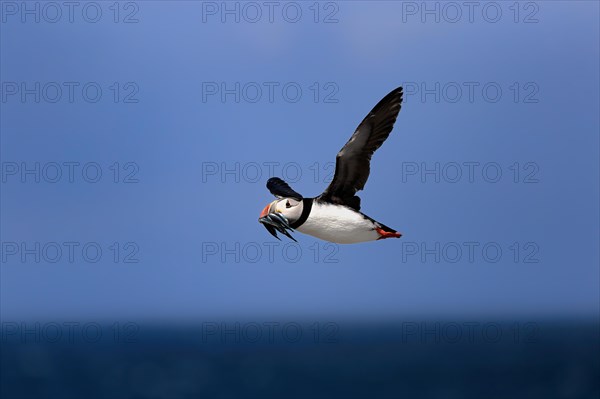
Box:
xmin=296 ymin=202 xmax=379 ymax=244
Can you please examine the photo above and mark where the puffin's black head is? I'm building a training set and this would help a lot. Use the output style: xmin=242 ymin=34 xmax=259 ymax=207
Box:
xmin=258 ymin=178 xmax=304 ymax=241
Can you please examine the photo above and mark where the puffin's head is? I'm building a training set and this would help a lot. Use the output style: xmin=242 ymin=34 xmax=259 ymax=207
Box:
xmin=258 ymin=198 xmax=303 ymax=224
xmin=258 ymin=177 xmax=305 ymax=241
xmin=258 ymin=198 xmax=304 ymax=241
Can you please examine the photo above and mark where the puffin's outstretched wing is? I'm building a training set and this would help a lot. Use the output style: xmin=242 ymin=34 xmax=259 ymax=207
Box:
xmin=317 ymin=87 xmax=403 ymax=211
xmin=267 ymin=177 xmax=303 ymax=200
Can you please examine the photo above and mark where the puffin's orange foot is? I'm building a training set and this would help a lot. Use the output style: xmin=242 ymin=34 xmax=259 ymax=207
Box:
xmin=376 ymin=227 xmax=402 ymax=240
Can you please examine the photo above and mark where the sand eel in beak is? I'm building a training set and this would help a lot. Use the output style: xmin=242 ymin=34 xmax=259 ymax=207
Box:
xmin=258 ymin=87 xmax=404 ymax=244
xmin=258 ymin=204 xmax=297 ymax=242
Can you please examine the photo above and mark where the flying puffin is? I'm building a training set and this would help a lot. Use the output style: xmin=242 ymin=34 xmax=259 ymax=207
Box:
xmin=258 ymin=87 xmax=403 ymax=244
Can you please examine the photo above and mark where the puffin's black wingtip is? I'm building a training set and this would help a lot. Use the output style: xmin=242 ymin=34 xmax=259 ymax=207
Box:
xmin=369 ymin=87 xmax=403 ymax=116
xmin=389 ymin=86 xmax=403 ymax=103
xmin=266 ymin=177 xmax=281 ymax=185
xmin=266 ymin=177 xmax=303 ymax=200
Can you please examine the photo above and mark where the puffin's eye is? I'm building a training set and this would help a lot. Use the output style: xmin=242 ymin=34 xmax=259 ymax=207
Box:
xmin=286 ymin=201 xmax=291 ymax=208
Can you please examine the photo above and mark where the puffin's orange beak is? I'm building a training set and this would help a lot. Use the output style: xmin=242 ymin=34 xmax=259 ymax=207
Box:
xmin=258 ymin=200 xmax=296 ymax=242
xmin=259 ymin=201 xmax=274 ymax=218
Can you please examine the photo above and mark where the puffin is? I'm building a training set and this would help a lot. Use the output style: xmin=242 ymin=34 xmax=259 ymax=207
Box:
xmin=258 ymin=87 xmax=403 ymax=244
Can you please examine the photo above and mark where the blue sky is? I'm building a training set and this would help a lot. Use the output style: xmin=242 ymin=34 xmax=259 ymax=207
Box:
xmin=1 ymin=1 xmax=598 ymax=323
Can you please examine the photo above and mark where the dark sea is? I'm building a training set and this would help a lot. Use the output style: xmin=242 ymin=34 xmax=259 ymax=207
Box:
xmin=1 ymin=321 xmax=598 ymax=399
